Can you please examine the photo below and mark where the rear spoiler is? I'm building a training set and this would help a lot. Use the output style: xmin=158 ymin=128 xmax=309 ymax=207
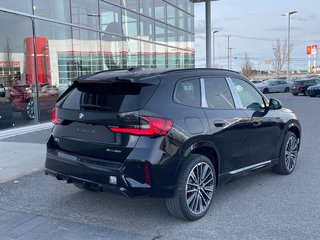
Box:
xmin=56 ymin=71 xmax=160 ymax=103
xmin=74 ymin=68 xmax=161 ymax=85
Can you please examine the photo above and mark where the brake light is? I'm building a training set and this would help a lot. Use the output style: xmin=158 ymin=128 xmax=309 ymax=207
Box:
xmin=51 ymin=107 xmax=62 ymax=125
xmin=109 ymin=116 xmax=172 ymax=136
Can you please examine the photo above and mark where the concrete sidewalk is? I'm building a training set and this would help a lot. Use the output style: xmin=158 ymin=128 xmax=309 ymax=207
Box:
xmin=0 ymin=142 xmax=46 ymax=183
xmin=0 ymin=128 xmax=50 ymax=183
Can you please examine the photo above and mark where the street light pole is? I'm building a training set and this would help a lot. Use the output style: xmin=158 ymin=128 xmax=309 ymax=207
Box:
xmin=281 ymin=11 xmax=297 ymax=80
xmin=212 ymin=30 xmax=219 ymax=67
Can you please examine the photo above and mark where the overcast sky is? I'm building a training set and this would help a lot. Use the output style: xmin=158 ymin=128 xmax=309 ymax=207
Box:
xmin=194 ymin=0 xmax=320 ymax=71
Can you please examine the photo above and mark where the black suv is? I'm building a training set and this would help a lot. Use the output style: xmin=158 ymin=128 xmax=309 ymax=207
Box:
xmin=290 ymin=78 xmax=319 ymax=96
xmin=45 ymin=68 xmax=301 ymax=220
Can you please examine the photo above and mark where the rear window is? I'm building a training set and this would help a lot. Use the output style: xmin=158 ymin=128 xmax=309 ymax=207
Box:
xmin=58 ymin=82 xmax=157 ymax=112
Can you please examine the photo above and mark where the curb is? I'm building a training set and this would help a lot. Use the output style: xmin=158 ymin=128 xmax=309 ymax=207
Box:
xmin=0 ymin=122 xmax=53 ymax=140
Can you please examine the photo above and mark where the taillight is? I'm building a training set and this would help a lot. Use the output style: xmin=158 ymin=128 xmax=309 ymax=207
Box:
xmin=51 ymin=107 xmax=62 ymax=125
xmin=109 ymin=116 xmax=172 ymax=136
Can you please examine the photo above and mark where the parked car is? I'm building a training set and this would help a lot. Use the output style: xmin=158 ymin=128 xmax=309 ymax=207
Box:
xmin=290 ymin=78 xmax=319 ymax=96
xmin=255 ymin=79 xmax=291 ymax=93
xmin=10 ymin=83 xmax=58 ymax=120
xmin=306 ymin=83 xmax=320 ymax=97
xmin=251 ymin=79 xmax=262 ymax=84
xmin=45 ymin=68 xmax=301 ymax=221
xmin=0 ymin=84 xmax=13 ymax=128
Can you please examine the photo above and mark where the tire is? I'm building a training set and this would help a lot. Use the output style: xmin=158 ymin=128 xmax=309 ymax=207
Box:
xmin=284 ymin=87 xmax=290 ymax=93
xmin=166 ymin=154 xmax=216 ymax=221
xmin=263 ymin=88 xmax=269 ymax=94
xmin=22 ymin=99 xmax=35 ymax=120
xmin=292 ymin=93 xmax=298 ymax=96
xmin=272 ymin=132 xmax=299 ymax=175
xmin=73 ymin=182 xmax=99 ymax=192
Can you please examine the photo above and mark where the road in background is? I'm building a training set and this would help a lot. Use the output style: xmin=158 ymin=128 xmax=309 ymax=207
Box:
xmin=0 ymin=93 xmax=319 ymax=239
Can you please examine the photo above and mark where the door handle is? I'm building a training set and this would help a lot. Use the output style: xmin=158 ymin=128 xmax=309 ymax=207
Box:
xmin=214 ymin=120 xmax=225 ymax=127
xmin=252 ymin=118 xmax=262 ymax=126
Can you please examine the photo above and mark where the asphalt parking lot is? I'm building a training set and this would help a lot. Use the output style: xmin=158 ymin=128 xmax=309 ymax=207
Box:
xmin=0 ymin=93 xmax=320 ymax=240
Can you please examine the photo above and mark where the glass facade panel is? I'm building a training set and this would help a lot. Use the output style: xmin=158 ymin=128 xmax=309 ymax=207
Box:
xmin=139 ymin=0 xmax=153 ymax=18
xmin=155 ymin=22 xmax=166 ymax=44
xmin=168 ymin=26 xmax=177 ymax=47
xmin=167 ymin=4 xmax=176 ymax=26
xmin=141 ymin=42 xmax=155 ymax=68
xmin=100 ymin=1 xmax=123 ymax=36
xmin=122 ymin=10 xmax=139 ymax=38
xmin=155 ymin=0 xmax=165 ymax=22
xmin=35 ymin=20 xmax=74 ymax=98
xmin=187 ymin=14 xmax=194 ymax=33
xmin=0 ymin=0 xmax=32 ymax=13
xmin=71 ymin=0 xmax=99 ymax=29
xmin=140 ymin=16 xmax=154 ymax=41
xmin=34 ymin=0 xmax=70 ymax=22
xmin=0 ymin=12 xmax=36 ymax=129
xmin=101 ymin=34 xmax=124 ymax=70
xmin=122 ymin=0 xmax=139 ymax=11
xmin=155 ymin=44 xmax=166 ymax=68
xmin=72 ymin=29 xmax=103 ymax=77
xmin=177 ymin=9 xmax=186 ymax=30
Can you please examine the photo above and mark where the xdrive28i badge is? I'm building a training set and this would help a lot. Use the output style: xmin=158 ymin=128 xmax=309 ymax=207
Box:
xmin=78 ymin=112 xmax=85 ymax=120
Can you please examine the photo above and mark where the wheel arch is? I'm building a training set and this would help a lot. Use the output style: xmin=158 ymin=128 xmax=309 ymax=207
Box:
xmin=176 ymin=141 xmax=221 ymax=186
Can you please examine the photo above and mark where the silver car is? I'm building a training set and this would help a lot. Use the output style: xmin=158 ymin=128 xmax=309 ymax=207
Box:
xmin=255 ymin=79 xmax=291 ymax=94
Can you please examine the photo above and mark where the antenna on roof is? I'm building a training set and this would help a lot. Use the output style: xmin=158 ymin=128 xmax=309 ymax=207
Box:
xmin=128 ymin=67 xmax=143 ymax=72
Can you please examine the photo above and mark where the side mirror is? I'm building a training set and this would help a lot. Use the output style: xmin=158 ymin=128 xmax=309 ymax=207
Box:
xmin=269 ymin=98 xmax=282 ymax=110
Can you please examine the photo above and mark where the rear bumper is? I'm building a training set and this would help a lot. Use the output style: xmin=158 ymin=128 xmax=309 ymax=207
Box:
xmin=45 ymin=149 xmax=153 ymax=197
xmin=290 ymin=88 xmax=302 ymax=94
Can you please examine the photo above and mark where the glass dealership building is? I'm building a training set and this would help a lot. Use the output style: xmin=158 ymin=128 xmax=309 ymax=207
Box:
xmin=0 ymin=0 xmax=195 ymax=131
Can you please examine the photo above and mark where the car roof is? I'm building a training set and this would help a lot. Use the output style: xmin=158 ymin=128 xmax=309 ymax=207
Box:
xmin=75 ymin=67 xmax=242 ymax=84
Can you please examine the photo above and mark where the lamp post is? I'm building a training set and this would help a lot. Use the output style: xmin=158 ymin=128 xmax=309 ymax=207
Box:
xmin=281 ymin=11 xmax=297 ymax=80
xmin=212 ymin=30 xmax=219 ymax=67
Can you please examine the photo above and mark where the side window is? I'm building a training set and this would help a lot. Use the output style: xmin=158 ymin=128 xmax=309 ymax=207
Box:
xmin=230 ymin=78 xmax=265 ymax=109
xmin=174 ymin=79 xmax=200 ymax=107
xmin=203 ymin=77 xmax=234 ymax=109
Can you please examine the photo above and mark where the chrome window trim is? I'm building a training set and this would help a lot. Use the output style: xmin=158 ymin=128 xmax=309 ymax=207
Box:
xmin=200 ymin=77 xmax=208 ymax=108
xmin=226 ymin=77 xmax=244 ymax=109
xmin=229 ymin=160 xmax=272 ymax=175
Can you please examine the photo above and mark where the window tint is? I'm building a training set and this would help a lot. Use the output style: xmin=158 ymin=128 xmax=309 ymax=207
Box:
xmin=174 ymin=79 xmax=200 ymax=107
xmin=204 ymin=77 xmax=234 ymax=109
xmin=59 ymin=83 xmax=157 ymax=112
xmin=231 ymin=78 xmax=265 ymax=109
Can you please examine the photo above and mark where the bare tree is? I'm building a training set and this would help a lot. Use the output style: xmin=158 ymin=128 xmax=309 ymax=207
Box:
xmin=2 ymin=38 xmax=14 ymax=86
xmin=271 ymin=39 xmax=292 ymax=78
xmin=241 ymin=53 xmax=253 ymax=78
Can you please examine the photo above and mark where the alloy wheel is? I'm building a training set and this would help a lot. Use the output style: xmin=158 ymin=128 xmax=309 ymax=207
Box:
xmin=185 ymin=162 xmax=214 ymax=215
xmin=284 ymin=136 xmax=299 ymax=171
xmin=26 ymin=100 xmax=35 ymax=119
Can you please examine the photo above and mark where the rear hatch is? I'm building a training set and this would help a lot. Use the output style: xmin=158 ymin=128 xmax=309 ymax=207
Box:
xmin=51 ymin=72 xmax=160 ymax=162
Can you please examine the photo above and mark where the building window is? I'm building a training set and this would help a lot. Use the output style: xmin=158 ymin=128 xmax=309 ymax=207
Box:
xmin=33 ymin=0 xmax=71 ymax=23
xmin=71 ymin=0 xmax=99 ymax=29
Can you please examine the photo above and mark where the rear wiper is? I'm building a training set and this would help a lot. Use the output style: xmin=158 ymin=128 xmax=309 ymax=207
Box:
xmin=80 ymin=103 xmax=111 ymax=110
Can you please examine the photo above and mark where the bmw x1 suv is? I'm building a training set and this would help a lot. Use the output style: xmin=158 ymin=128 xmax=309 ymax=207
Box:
xmin=45 ymin=68 xmax=301 ymax=221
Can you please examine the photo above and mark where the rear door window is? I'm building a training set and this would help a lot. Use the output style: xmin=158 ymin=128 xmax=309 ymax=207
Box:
xmin=174 ymin=79 xmax=200 ymax=107
xmin=203 ymin=77 xmax=234 ymax=109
